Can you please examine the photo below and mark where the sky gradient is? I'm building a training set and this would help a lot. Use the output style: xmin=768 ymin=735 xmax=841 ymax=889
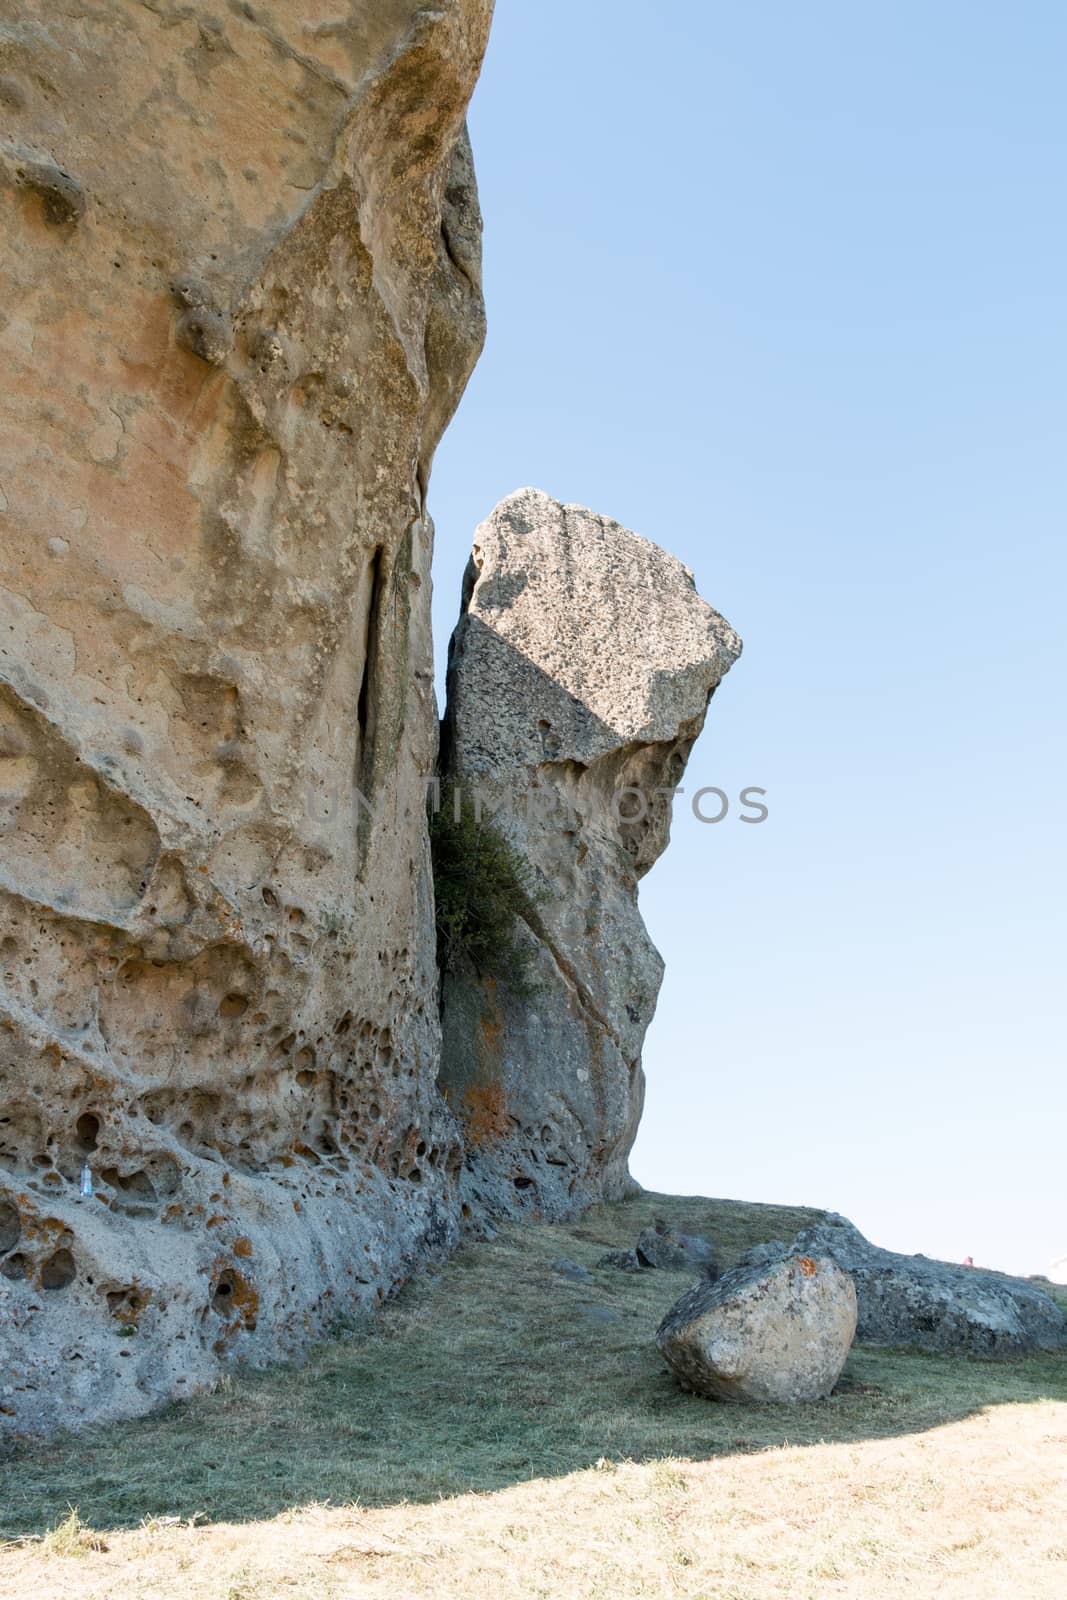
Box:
xmin=428 ymin=1 xmax=1066 ymax=1276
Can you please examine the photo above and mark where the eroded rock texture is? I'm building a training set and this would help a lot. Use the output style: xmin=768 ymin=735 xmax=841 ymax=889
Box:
xmin=0 ymin=0 xmax=492 ymax=1435
xmin=439 ymin=489 xmax=741 ymax=1217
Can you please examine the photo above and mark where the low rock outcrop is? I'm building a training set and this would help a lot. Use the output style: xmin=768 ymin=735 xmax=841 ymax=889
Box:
xmin=788 ymin=1217 xmax=1067 ymax=1357
xmin=438 ymin=489 xmax=741 ymax=1217
xmin=656 ymin=1253 xmax=858 ymax=1403
xmin=0 ymin=0 xmax=493 ymax=1435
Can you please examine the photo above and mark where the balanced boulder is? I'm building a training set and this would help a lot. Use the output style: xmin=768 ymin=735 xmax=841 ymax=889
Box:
xmin=656 ymin=1254 xmax=857 ymax=1403
xmin=438 ymin=488 xmax=741 ymax=1217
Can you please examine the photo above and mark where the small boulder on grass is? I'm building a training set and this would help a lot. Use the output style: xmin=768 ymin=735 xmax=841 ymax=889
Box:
xmin=552 ymin=1258 xmax=591 ymax=1283
xmin=598 ymin=1248 xmax=642 ymax=1273
xmin=636 ymin=1221 xmax=718 ymax=1275
xmin=656 ymin=1253 xmax=857 ymax=1404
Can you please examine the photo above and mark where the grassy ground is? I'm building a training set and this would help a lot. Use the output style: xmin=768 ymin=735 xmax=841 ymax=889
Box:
xmin=1 ymin=1191 xmax=1065 ymax=1598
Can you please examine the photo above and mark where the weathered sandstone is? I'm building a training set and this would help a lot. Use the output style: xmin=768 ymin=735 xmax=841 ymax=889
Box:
xmin=438 ymin=488 xmax=741 ymax=1216
xmin=0 ymin=0 xmax=492 ymax=1435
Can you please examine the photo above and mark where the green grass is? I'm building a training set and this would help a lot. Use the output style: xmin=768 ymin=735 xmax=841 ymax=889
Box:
xmin=1 ymin=1190 xmax=1063 ymax=1538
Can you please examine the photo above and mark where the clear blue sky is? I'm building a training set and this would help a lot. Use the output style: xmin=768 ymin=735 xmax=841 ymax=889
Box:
xmin=429 ymin=1 xmax=1067 ymax=1276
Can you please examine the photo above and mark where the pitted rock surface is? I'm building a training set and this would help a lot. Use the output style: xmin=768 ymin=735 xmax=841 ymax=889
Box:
xmin=439 ymin=488 xmax=741 ymax=1217
xmin=0 ymin=0 xmax=493 ymax=1436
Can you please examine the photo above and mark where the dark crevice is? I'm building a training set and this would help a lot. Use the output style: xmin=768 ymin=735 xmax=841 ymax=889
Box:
xmin=356 ymin=545 xmax=384 ymax=785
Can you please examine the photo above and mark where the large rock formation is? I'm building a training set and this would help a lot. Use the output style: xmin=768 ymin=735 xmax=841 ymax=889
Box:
xmin=439 ymin=489 xmax=741 ymax=1216
xmin=789 ymin=1218 xmax=1067 ymax=1357
xmin=0 ymin=0 xmax=493 ymax=1435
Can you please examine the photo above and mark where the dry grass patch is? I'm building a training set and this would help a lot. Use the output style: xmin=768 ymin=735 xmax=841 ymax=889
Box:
xmin=1 ymin=1191 xmax=1064 ymax=1599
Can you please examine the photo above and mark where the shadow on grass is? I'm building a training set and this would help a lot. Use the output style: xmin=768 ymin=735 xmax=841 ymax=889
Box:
xmin=2 ymin=1191 xmax=1064 ymax=1536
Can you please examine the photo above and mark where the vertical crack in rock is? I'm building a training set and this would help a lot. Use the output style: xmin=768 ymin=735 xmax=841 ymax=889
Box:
xmin=0 ymin=0 xmax=493 ymax=1437
xmin=438 ymin=488 xmax=742 ymax=1219
xmin=356 ymin=545 xmax=384 ymax=793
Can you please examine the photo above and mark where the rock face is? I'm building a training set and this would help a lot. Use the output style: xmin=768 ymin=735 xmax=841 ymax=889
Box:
xmin=439 ymin=489 xmax=741 ymax=1217
xmin=789 ymin=1218 xmax=1067 ymax=1357
xmin=656 ymin=1254 xmax=858 ymax=1404
xmin=0 ymin=0 xmax=493 ymax=1435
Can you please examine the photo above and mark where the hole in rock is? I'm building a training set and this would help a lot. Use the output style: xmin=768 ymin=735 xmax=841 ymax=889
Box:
xmin=41 ymin=1248 xmax=76 ymax=1290
xmin=102 ymin=1167 xmax=157 ymax=1200
xmin=76 ymin=1113 xmax=100 ymax=1152
xmin=0 ymin=1201 xmax=20 ymax=1252
xmin=219 ymin=993 xmax=249 ymax=1020
xmin=1 ymin=1252 xmax=29 ymax=1280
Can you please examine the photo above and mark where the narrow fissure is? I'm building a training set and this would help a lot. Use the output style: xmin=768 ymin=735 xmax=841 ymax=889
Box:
xmin=356 ymin=545 xmax=384 ymax=785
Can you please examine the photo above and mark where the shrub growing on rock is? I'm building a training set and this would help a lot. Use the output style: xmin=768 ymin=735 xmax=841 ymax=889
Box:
xmin=429 ymin=786 xmax=542 ymax=992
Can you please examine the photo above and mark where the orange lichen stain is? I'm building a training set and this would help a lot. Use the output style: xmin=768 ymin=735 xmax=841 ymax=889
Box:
xmin=459 ymin=1079 xmax=509 ymax=1149
xmin=205 ymin=1213 xmax=228 ymax=1228
xmin=161 ymin=1203 xmax=183 ymax=1225
xmin=797 ymin=1256 xmax=817 ymax=1277
xmin=211 ymin=1263 xmax=259 ymax=1332
xmin=233 ymin=1236 xmax=253 ymax=1258
xmin=208 ymin=888 xmax=243 ymax=939
xmin=476 ymin=1011 xmax=505 ymax=1065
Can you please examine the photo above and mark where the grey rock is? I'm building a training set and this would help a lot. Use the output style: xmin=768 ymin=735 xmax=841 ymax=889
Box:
xmin=552 ymin=1258 xmax=591 ymax=1283
xmin=734 ymin=1241 xmax=790 ymax=1271
xmin=637 ymin=1223 xmax=719 ymax=1275
xmin=598 ymin=1249 xmax=643 ymax=1273
xmin=439 ymin=489 xmax=741 ymax=1217
xmin=0 ymin=0 xmax=494 ymax=1438
xmin=657 ymin=1254 xmax=858 ymax=1404
xmin=791 ymin=1217 xmax=1067 ymax=1357
xmin=576 ymin=1303 xmax=623 ymax=1325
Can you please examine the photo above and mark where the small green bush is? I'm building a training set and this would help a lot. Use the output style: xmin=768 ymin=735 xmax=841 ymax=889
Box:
xmin=429 ymin=785 xmax=542 ymax=992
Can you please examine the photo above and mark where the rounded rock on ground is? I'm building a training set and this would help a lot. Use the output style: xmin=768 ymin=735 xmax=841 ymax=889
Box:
xmin=656 ymin=1253 xmax=857 ymax=1404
